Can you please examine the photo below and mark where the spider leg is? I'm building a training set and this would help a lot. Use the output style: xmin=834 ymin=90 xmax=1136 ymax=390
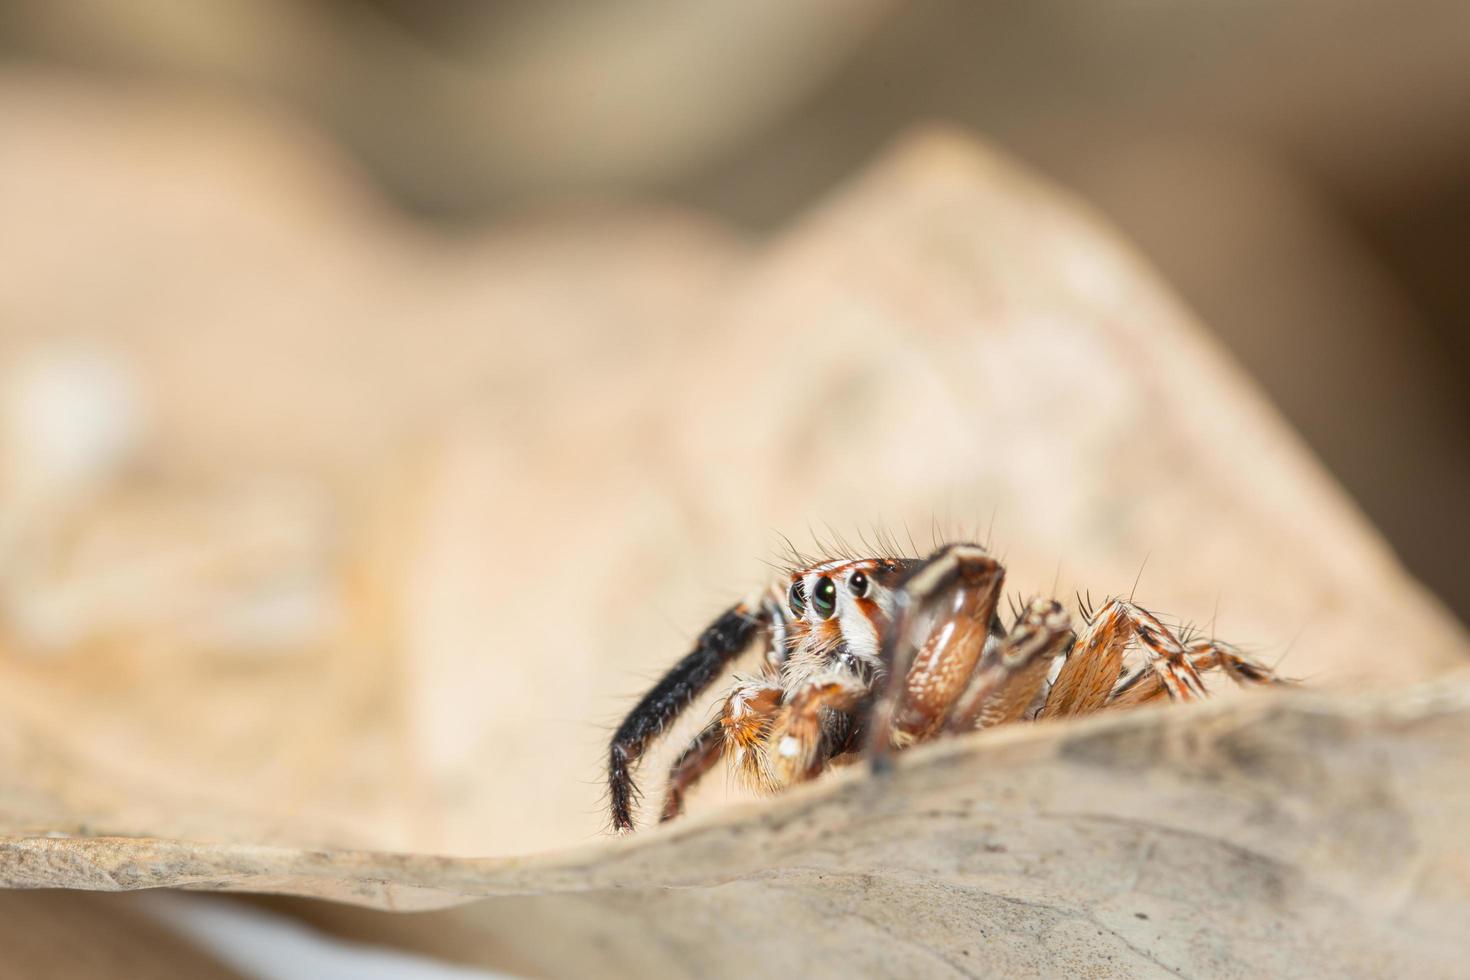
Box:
xmin=657 ymin=717 xmax=724 ymax=824
xmin=1042 ymin=598 xmax=1205 ymax=718
xmin=1183 ymin=639 xmax=1290 ymax=686
xmin=1105 ymin=666 xmax=1171 ymax=709
xmin=945 ymin=597 xmax=1073 ymax=732
xmin=720 ymin=677 xmax=785 ymax=790
xmin=1109 ymin=638 xmax=1287 ymax=708
xmin=608 ymin=594 xmax=782 ymax=833
xmin=657 ymin=673 xmax=784 ymax=824
xmin=769 ymin=673 xmax=866 ymax=786
xmin=866 ymin=543 xmax=1005 ymax=771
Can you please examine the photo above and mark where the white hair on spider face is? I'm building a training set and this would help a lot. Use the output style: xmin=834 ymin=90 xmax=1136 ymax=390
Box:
xmin=779 ymin=558 xmax=911 ymax=689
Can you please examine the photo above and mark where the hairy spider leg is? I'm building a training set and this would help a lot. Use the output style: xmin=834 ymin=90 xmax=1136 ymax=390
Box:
xmin=1109 ymin=637 xmax=1285 ymax=708
xmin=1183 ymin=638 xmax=1289 ymax=686
xmin=608 ymin=598 xmax=776 ymax=832
xmin=1042 ymin=598 xmax=1206 ymax=718
xmin=657 ymin=674 xmax=784 ymax=823
xmin=767 ymin=674 xmax=867 ymax=787
xmin=945 ymin=597 xmax=1073 ymax=732
xmin=865 ymin=543 xmax=1005 ymax=771
xmin=658 ymin=717 xmax=724 ymax=823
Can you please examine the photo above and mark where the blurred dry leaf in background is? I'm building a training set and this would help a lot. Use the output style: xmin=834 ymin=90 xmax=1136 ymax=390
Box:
xmin=0 ymin=2 xmax=1468 ymax=977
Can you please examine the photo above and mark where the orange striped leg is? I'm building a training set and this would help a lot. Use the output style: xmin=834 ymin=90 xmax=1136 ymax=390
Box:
xmin=1043 ymin=599 xmax=1205 ymax=719
xmin=1109 ymin=638 xmax=1286 ymax=708
xmin=945 ymin=597 xmax=1073 ymax=732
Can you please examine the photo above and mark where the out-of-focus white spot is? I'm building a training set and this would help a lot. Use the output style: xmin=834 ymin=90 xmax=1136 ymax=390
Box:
xmin=2 ymin=346 xmax=145 ymax=501
xmin=137 ymin=892 xmax=517 ymax=979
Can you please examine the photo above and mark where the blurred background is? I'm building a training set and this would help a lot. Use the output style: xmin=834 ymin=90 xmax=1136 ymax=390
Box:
xmin=3 ymin=0 xmax=1464 ymax=617
xmin=2 ymin=3 xmax=1469 ymax=974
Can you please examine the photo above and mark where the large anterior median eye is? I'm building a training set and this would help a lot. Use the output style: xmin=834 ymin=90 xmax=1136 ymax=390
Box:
xmin=812 ymin=576 xmax=837 ymax=619
xmin=788 ymin=580 xmax=806 ymax=617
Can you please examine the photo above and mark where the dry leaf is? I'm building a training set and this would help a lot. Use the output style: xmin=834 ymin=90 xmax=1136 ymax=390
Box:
xmin=5 ymin=684 xmax=1469 ymax=977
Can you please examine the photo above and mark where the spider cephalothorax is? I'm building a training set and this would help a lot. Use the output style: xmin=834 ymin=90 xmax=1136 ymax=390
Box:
xmin=778 ymin=557 xmax=903 ymax=689
xmin=607 ymin=542 xmax=1283 ymax=833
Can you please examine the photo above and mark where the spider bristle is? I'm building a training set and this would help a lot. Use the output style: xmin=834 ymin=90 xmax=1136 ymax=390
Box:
xmin=888 ymin=524 xmax=905 ymax=560
xmin=773 ymin=529 xmax=820 ymax=574
xmin=771 ymin=522 xmax=940 ymax=573
xmin=902 ymin=521 xmax=921 ymax=559
xmin=755 ymin=554 xmax=790 ymax=578
xmin=826 ymin=523 xmax=857 ymax=559
xmin=805 ymin=521 xmax=827 ymax=562
xmin=1006 ymin=591 xmax=1025 ymax=625
xmin=773 ymin=529 xmax=797 ymax=562
xmin=1129 ymin=553 xmax=1150 ymax=602
xmin=814 ymin=527 xmax=842 ymax=566
xmin=870 ymin=524 xmax=886 ymax=558
xmin=1075 ymin=589 xmax=1097 ymax=626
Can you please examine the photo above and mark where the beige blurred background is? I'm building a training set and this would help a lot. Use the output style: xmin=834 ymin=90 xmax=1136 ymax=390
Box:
xmin=0 ymin=1 xmax=1467 ymax=864
xmin=4 ymin=0 xmax=1464 ymax=618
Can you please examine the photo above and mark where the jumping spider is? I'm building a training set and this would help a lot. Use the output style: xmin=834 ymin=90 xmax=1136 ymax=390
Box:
xmin=608 ymin=542 xmax=1283 ymax=832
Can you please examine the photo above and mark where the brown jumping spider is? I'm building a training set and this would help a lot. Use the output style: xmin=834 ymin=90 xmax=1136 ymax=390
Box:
xmin=608 ymin=542 xmax=1284 ymax=832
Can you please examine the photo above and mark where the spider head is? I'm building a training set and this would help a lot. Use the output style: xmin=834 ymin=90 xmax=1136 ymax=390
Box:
xmin=781 ymin=557 xmax=915 ymax=676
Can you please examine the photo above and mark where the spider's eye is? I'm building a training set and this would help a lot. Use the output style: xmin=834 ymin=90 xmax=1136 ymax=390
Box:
xmin=848 ymin=571 xmax=869 ymax=598
xmin=812 ymin=576 xmax=837 ymax=619
xmin=788 ymin=580 xmax=806 ymax=617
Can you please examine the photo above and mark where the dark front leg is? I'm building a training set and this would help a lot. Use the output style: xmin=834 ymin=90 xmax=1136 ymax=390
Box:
xmin=607 ymin=601 xmax=767 ymax=832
